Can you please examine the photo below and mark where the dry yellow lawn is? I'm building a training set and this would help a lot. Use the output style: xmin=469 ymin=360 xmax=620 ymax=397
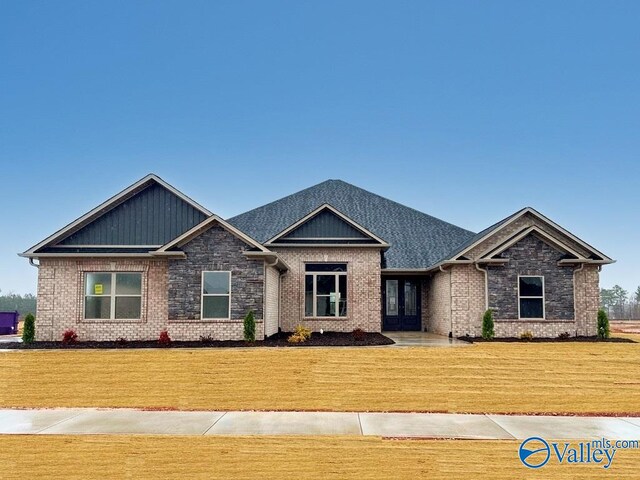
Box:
xmin=1 ymin=435 xmax=639 ymax=479
xmin=1 ymin=338 xmax=639 ymax=414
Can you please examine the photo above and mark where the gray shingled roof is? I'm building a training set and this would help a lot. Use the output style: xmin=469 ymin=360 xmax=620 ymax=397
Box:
xmin=227 ymin=180 xmax=477 ymax=269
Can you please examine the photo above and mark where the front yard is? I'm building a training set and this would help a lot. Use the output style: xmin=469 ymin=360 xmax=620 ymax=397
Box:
xmin=1 ymin=338 xmax=638 ymax=414
xmin=1 ymin=435 xmax=639 ymax=479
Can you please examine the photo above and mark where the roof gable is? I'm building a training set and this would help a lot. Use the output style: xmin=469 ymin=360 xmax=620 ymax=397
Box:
xmin=228 ymin=180 xmax=475 ymax=268
xmin=479 ymin=226 xmax=584 ymax=261
xmin=267 ymin=204 xmax=388 ymax=246
xmin=154 ymin=215 xmax=268 ymax=254
xmin=22 ymin=174 xmax=211 ymax=256
xmin=442 ymin=207 xmax=613 ymax=265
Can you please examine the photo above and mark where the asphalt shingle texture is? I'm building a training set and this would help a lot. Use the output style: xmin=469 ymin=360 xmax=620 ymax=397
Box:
xmin=227 ymin=180 xmax=476 ymax=269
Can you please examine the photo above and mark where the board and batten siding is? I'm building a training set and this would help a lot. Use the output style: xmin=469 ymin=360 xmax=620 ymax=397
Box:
xmin=59 ymin=183 xmax=207 ymax=246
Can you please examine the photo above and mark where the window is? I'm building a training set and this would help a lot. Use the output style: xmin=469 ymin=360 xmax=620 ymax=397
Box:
xmin=518 ymin=276 xmax=545 ymax=319
xmin=304 ymin=263 xmax=347 ymax=317
xmin=84 ymin=272 xmax=142 ymax=320
xmin=202 ymin=271 xmax=231 ymax=319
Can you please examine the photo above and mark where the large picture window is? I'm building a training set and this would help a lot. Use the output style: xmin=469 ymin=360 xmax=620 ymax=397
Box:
xmin=202 ymin=271 xmax=231 ymax=319
xmin=304 ymin=263 xmax=347 ymax=317
xmin=84 ymin=272 xmax=142 ymax=320
xmin=518 ymin=276 xmax=545 ymax=319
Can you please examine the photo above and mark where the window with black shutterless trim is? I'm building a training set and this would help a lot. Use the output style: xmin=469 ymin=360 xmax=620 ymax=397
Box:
xmin=304 ymin=263 xmax=347 ymax=317
xmin=518 ymin=275 xmax=545 ymax=319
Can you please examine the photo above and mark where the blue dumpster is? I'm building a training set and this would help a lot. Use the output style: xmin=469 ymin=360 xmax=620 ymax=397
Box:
xmin=0 ymin=311 xmax=19 ymax=335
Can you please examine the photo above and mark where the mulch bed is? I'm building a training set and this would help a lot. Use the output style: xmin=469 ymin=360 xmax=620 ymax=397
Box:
xmin=1 ymin=332 xmax=395 ymax=349
xmin=458 ymin=335 xmax=637 ymax=343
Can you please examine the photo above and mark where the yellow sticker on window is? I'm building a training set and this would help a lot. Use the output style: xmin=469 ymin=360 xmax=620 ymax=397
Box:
xmin=94 ymin=284 xmax=103 ymax=295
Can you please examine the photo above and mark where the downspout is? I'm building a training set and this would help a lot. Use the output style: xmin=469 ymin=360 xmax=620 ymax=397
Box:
xmin=573 ymin=263 xmax=585 ymax=337
xmin=475 ymin=263 xmax=489 ymax=311
xmin=29 ymin=258 xmax=40 ymax=268
xmin=439 ymin=265 xmax=453 ymax=338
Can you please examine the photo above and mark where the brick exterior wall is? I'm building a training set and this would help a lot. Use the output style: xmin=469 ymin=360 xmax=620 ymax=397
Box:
xmin=272 ymin=247 xmax=382 ymax=333
xmin=35 ymin=250 xmax=267 ymax=342
xmin=574 ymin=264 xmax=600 ymax=336
xmin=35 ymin=257 xmax=169 ymax=342
xmin=264 ymin=265 xmax=280 ymax=337
xmin=425 ymin=270 xmax=451 ymax=336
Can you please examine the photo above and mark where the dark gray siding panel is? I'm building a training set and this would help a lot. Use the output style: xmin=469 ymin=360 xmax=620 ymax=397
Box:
xmin=283 ymin=210 xmax=369 ymax=240
xmin=59 ymin=183 xmax=207 ymax=246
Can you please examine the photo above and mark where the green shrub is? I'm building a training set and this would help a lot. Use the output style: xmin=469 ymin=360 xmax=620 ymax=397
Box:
xmin=244 ymin=310 xmax=256 ymax=342
xmin=597 ymin=309 xmax=610 ymax=339
xmin=520 ymin=331 xmax=534 ymax=341
xmin=481 ymin=309 xmax=494 ymax=340
xmin=22 ymin=313 xmax=35 ymax=344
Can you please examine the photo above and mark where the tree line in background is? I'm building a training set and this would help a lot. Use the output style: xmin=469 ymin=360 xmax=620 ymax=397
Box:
xmin=600 ymin=285 xmax=640 ymax=320
xmin=0 ymin=290 xmax=37 ymax=317
xmin=2 ymin=286 xmax=639 ymax=320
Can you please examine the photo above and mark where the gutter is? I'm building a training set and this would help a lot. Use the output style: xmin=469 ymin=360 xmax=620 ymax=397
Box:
xmin=243 ymin=251 xmax=290 ymax=272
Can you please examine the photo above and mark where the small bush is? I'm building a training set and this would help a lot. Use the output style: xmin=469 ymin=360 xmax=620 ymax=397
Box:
xmin=597 ymin=309 xmax=610 ymax=339
xmin=116 ymin=337 xmax=128 ymax=346
xmin=294 ymin=325 xmax=311 ymax=341
xmin=520 ymin=331 xmax=534 ymax=341
xmin=481 ymin=309 xmax=495 ymax=340
xmin=557 ymin=331 xmax=571 ymax=340
xmin=200 ymin=335 xmax=215 ymax=344
xmin=244 ymin=310 xmax=256 ymax=342
xmin=288 ymin=325 xmax=312 ymax=344
xmin=287 ymin=333 xmax=305 ymax=343
xmin=158 ymin=329 xmax=171 ymax=347
xmin=61 ymin=329 xmax=78 ymax=345
xmin=22 ymin=313 xmax=35 ymax=344
xmin=352 ymin=328 xmax=366 ymax=341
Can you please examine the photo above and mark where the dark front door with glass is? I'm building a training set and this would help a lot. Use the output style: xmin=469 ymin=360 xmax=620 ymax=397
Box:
xmin=382 ymin=278 xmax=421 ymax=331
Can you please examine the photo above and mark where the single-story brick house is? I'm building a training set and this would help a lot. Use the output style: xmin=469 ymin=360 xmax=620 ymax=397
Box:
xmin=21 ymin=174 xmax=613 ymax=341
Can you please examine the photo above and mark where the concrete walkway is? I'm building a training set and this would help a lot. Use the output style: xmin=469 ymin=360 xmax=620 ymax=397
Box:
xmin=383 ymin=332 xmax=469 ymax=347
xmin=1 ymin=408 xmax=640 ymax=439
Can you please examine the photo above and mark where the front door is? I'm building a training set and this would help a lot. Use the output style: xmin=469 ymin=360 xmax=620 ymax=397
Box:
xmin=382 ymin=278 xmax=421 ymax=331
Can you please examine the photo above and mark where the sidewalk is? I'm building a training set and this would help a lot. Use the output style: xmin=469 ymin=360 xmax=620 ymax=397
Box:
xmin=1 ymin=408 xmax=640 ymax=439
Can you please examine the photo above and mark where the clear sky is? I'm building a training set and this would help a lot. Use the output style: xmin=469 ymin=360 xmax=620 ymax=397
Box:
xmin=1 ymin=1 xmax=638 ymax=296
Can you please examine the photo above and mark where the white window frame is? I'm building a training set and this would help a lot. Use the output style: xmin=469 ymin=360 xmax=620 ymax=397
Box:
xmin=304 ymin=265 xmax=347 ymax=318
xmin=83 ymin=272 xmax=142 ymax=320
xmin=201 ymin=271 xmax=232 ymax=320
xmin=518 ymin=275 xmax=545 ymax=320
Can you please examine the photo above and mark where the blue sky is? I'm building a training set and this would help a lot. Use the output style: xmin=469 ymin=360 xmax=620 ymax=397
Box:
xmin=1 ymin=1 xmax=638 ymax=295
